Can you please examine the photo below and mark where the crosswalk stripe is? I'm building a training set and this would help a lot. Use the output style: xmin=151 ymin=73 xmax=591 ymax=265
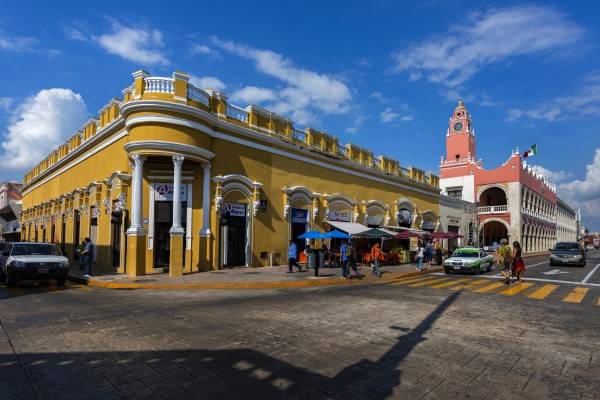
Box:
xmin=499 ymin=282 xmax=534 ymax=295
xmin=429 ymin=278 xmax=471 ymax=289
xmin=563 ymin=287 xmax=589 ymax=304
xmin=597 ymin=297 xmax=600 ymax=306
xmin=528 ymin=284 xmax=559 ymax=299
xmin=468 ymin=279 xmax=490 ymax=285
xmin=408 ymin=278 xmax=450 ymax=287
xmin=472 ymin=282 xmax=507 ymax=293
xmin=390 ymin=276 xmax=439 ymax=286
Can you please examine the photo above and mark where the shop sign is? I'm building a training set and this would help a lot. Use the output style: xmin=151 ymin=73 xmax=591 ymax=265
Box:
xmin=291 ymin=208 xmax=308 ymax=223
xmin=447 ymin=216 xmax=460 ymax=225
xmin=154 ymin=183 xmax=187 ymax=201
xmin=330 ymin=211 xmax=351 ymax=222
xmin=223 ymin=202 xmax=246 ymax=217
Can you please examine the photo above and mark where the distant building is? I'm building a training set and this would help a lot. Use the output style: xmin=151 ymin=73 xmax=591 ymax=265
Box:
xmin=0 ymin=182 xmax=22 ymax=242
xmin=439 ymin=102 xmax=577 ymax=253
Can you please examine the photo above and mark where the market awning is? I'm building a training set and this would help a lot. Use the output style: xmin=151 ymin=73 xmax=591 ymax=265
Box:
xmin=325 ymin=220 xmax=369 ymax=235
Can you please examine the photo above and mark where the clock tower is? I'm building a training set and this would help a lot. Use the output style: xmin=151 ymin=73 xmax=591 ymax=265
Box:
xmin=446 ymin=101 xmax=476 ymax=161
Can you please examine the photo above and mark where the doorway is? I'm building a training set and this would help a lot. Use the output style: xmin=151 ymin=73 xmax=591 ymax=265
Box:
xmin=225 ymin=214 xmax=247 ymax=266
xmin=153 ymin=201 xmax=187 ymax=268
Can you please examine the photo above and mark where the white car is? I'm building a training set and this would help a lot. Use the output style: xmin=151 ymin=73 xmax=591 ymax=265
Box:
xmin=0 ymin=242 xmax=70 ymax=287
xmin=444 ymin=247 xmax=494 ymax=275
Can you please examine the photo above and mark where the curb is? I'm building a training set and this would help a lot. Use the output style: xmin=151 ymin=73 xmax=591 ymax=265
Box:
xmin=68 ymin=268 xmax=444 ymax=291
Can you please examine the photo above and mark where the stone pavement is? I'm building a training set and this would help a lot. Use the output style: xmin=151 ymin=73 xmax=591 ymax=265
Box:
xmin=69 ymin=261 xmax=444 ymax=290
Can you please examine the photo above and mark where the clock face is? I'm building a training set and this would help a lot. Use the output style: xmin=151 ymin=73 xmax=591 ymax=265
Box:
xmin=453 ymin=122 xmax=463 ymax=132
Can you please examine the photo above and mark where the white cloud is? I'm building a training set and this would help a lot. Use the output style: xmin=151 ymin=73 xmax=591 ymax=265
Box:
xmin=392 ymin=5 xmax=585 ymax=87
xmin=189 ymin=75 xmax=226 ymax=91
xmin=508 ymin=78 xmax=600 ymax=122
xmin=380 ymin=108 xmax=399 ymax=123
xmin=0 ymin=98 xmax=13 ymax=110
xmin=530 ymin=165 xmax=573 ymax=185
xmin=0 ymin=89 xmax=87 ymax=173
xmin=191 ymin=44 xmax=212 ymax=55
xmin=93 ymin=22 xmax=169 ymax=66
xmin=64 ymin=27 xmax=88 ymax=42
xmin=211 ymin=37 xmax=352 ymax=124
xmin=555 ymin=149 xmax=600 ymax=230
xmin=231 ymin=86 xmax=276 ymax=104
xmin=0 ymin=30 xmax=37 ymax=51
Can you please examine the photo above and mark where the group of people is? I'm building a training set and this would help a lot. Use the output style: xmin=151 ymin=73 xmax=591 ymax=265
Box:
xmin=414 ymin=239 xmax=440 ymax=271
xmin=75 ymin=237 xmax=95 ymax=279
xmin=496 ymin=238 xmax=526 ymax=284
xmin=287 ymin=239 xmax=384 ymax=278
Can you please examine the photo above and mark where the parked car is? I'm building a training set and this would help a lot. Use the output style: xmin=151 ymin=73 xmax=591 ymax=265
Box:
xmin=443 ymin=247 xmax=494 ymax=275
xmin=0 ymin=242 xmax=70 ymax=287
xmin=549 ymin=242 xmax=586 ymax=267
xmin=585 ymin=244 xmax=595 ymax=251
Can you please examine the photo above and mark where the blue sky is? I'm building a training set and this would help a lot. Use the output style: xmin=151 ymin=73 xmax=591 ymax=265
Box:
xmin=1 ymin=1 xmax=599 ymax=232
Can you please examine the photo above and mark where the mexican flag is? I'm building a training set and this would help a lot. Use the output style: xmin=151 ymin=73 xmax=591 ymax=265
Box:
xmin=523 ymin=144 xmax=537 ymax=158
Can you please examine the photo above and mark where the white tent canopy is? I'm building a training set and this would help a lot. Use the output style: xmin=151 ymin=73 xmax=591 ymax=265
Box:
xmin=325 ymin=220 xmax=369 ymax=235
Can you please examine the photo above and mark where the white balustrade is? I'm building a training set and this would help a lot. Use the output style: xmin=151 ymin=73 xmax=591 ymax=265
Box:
xmin=187 ymin=85 xmax=210 ymax=107
xmin=478 ymin=205 xmax=508 ymax=214
xmin=292 ymin=128 xmax=306 ymax=141
xmin=337 ymin=146 xmax=348 ymax=157
xmin=226 ymin=104 xmax=249 ymax=122
xmin=144 ymin=78 xmax=174 ymax=94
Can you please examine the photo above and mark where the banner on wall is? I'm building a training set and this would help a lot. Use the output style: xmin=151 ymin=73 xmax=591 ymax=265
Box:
xmin=154 ymin=183 xmax=187 ymax=201
xmin=223 ymin=202 xmax=246 ymax=217
xmin=397 ymin=208 xmax=413 ymax=226
xmin=330 ymin=211 xmax=352 ymax=222
xmin=291 ymin=208 xmax=308 ymax=224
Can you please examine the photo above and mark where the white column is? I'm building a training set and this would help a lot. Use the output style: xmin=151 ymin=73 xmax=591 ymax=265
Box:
xmin=127 ymin=154 xmax=147 ymax=235
xmin=200 ymin=163 xmax=212 ymax=236
xmin=170 ymin=155 xmax=185 ymax=235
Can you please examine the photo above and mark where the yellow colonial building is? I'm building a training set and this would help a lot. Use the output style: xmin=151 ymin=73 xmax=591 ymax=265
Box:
xmin=20 ymin=70 xmax=441 ymax=277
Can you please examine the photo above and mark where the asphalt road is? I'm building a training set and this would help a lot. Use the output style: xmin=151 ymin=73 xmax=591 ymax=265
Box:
xmin=0 ymin=252 xmax=599 ymax=399
xmin=458 ymin=249 xmax=600 ymax=286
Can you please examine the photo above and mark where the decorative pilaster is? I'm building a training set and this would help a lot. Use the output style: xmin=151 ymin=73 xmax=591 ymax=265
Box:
xmin=126 ymin=154 xmax=147 ymax=236
xmin=200 ymin=164 xmax=212 ymax=237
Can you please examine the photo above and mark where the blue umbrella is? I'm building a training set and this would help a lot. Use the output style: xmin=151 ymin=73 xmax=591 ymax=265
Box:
xmin=298 ymin=230 xmax=330 ymax=239
xmin=326 ymin=230 xmax=351 ymax=239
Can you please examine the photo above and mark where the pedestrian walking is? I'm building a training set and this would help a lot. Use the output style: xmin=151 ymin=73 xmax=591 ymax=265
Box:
xmin=425 ymin=240 xmax=434 ymax=266
xmin=81 ymin=237 xmax=95 ymax=279
xmin=497 ymin=238 xmax=513 ymax=284
xmin=75 ymin=239 xmax=86 ymax=271
xmin=511 ymin=241 xmax=526 ymax=284
xmin=287 ymin=240 xmax=302 ymax=273
xmin=346 ymin=241 xmax=361 ymax=278
xmin=339 ymin=241 xmax=348 ymax=278
xmin=370 ymin=242 xmax=383 ymax=277
xmin=415 ymin=245 xmax=424 ymax=271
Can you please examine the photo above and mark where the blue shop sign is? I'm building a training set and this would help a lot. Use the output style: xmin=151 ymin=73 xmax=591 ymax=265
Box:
xmin=291 ymin=208 xmax=308 ymax=224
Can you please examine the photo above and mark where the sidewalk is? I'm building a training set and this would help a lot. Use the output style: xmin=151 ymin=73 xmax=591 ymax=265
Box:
xmin=68 ymin=262 xmax=444 ymax=290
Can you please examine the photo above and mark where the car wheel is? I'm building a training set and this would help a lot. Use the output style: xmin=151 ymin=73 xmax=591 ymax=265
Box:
xmin=0 ymin=268 xmax=6 ymax=282
xmin=56 ymin=277 xmax=66 ymax=286
xmin=444 ymin=270 xmax=450 ymax=274
xmin=6 ymin=269 xmax=16 ymax=287
xmin=487 ymin=263 xmax=492 ymax=272
xmin=474 ymin=266 xmax=481 ymax=275
xmin=549 ymin=261 xmax=554 ymax=266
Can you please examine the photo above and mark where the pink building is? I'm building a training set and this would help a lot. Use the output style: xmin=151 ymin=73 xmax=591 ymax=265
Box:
xmin=440 ymin=102 xmax=559 ymax=253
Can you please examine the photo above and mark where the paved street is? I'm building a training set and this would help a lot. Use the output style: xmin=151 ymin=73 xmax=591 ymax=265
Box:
xmin=0 ymin=251 xmax=599 ymax=399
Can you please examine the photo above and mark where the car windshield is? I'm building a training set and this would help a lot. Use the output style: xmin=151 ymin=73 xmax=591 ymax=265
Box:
xmin=11 ymin=244 xmax=62 ymax=256
xmin=452 ymin=251 xmax=478 ymax=258
xmin=554 ymin=243 xmax=580 ymax=251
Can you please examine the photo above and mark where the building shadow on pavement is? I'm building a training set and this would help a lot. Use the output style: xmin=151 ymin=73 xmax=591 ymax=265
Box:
xmin=1 ymin=292 xmax=460 ymax=399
